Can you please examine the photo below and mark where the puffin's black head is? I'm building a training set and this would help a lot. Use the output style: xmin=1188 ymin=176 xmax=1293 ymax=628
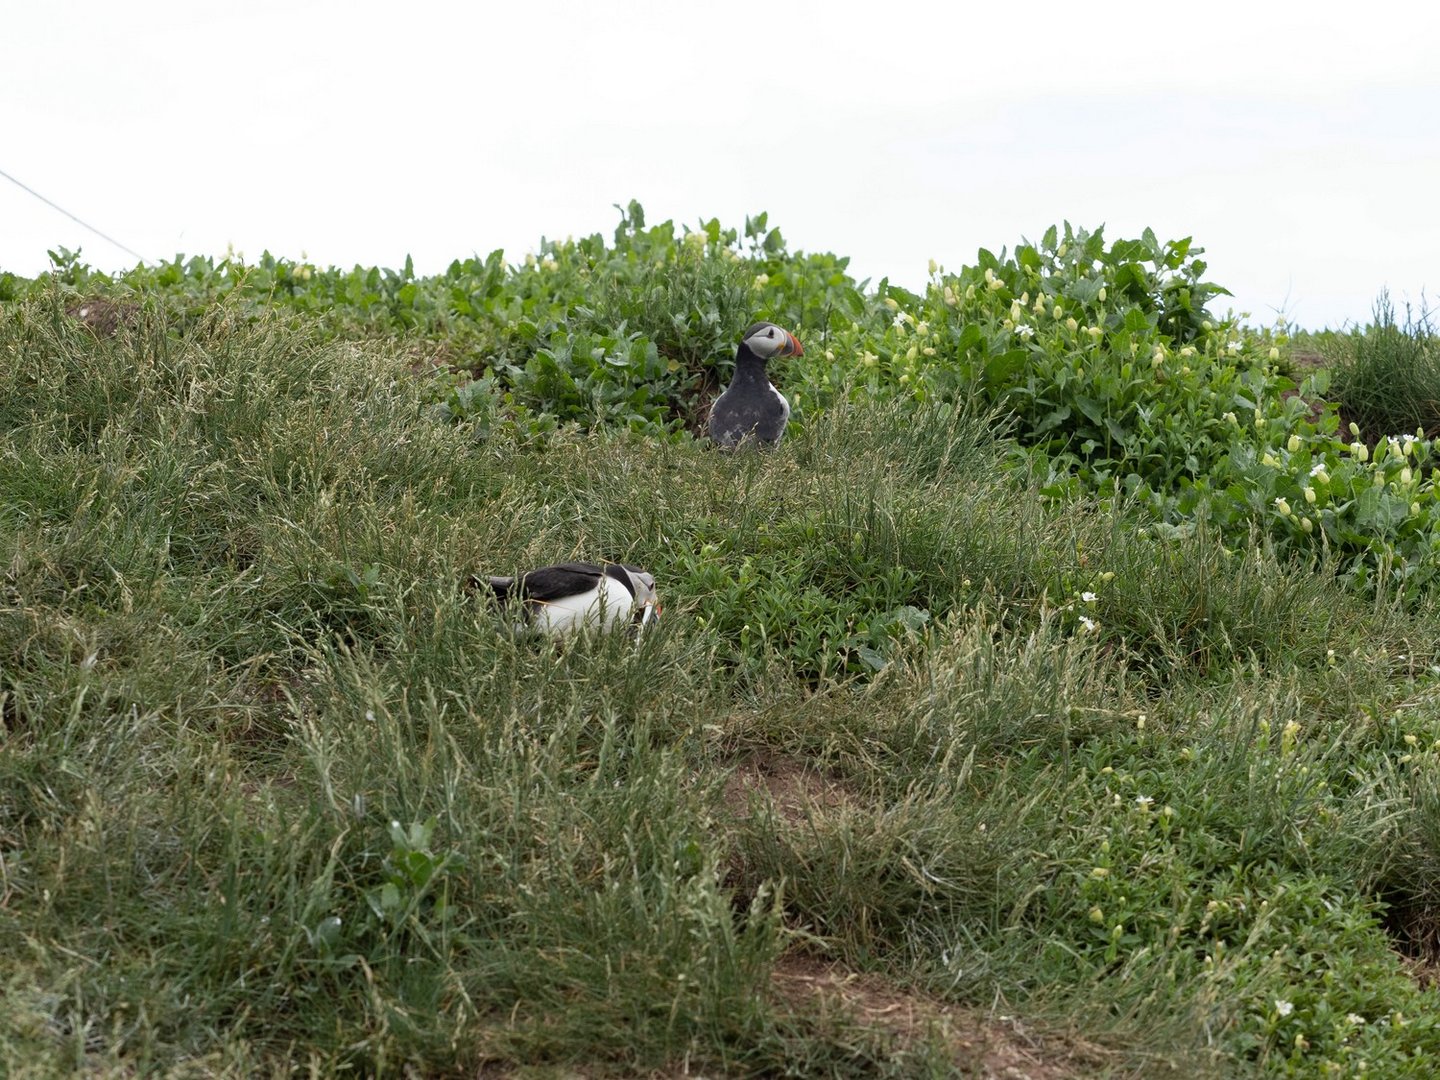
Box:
xmin=740 ymin=322 xmax=804 ymax=361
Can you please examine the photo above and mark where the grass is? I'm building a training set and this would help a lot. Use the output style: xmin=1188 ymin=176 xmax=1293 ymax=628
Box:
xmin=5 ymin=295 xmax=1440 ymax=1077
xmin=1325 ymin=291 xmax=1440 ymax=440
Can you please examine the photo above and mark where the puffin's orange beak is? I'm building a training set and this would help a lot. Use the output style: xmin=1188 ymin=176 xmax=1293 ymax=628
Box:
xmin=782 ymin=330 xmax=804 ymax=357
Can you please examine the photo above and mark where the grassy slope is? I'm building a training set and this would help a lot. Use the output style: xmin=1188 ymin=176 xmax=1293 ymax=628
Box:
xmin=4 ymin=299 xmax=1440 ymax=1077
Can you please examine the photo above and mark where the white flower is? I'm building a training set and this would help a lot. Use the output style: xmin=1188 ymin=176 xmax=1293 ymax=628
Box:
xmin=1135 ymin=795 xmax=1154 ymax=808
xmin=1078 ymin=615 xmax=1098 ymax=633
xmin=1015 ymin=325 xmax=1035 ymax=339
xmin=1347 ymin=1013 xmax=1366 ymax=1025
xmin=1275 ymin=1000 xmax=1294 ymax=1017
xmin=1080 ymin=591 xmax=1097 ymax=603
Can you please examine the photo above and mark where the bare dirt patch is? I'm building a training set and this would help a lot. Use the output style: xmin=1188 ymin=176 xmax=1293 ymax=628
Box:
xmin=770 ymin=952 xmax=1107 ymax=1079
xmin=66 ymin=296 xmax=140 ymax=337
xmin=720 ymin=750 xmax=854 ymax=827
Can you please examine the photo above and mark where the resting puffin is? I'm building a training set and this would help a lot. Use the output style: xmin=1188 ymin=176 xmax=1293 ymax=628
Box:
xmin=707 ymin=321 xmax=803 ymax=448
xmin=482 ymin=561 xmax=659 ymax=635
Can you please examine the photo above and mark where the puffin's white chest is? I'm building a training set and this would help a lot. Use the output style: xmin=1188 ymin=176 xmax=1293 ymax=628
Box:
xmin=769 ymin=382 xmax=791 ymax=423
xmin=529 ymin=574 xmax=634 ymax=634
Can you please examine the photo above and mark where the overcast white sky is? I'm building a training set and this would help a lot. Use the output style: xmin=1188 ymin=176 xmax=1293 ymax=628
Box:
xmin=4 ymin=1 xmax=1438 ymax=329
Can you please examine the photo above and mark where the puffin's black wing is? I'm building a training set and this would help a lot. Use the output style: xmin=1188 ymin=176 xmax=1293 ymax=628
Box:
xmin=513 ymin=562 xmax=607 ymax=604
xmin=710 ymin=392 xmax=788 ymax=447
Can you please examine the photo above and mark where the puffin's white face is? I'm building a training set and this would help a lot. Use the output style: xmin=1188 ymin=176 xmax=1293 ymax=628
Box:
xmin=632 ymin=569 xmax=657 ymax=603
xmin=621 ymin=565 xmax=660 ymax=624
xmin=743 ymin=323 xmax=803 ymax=360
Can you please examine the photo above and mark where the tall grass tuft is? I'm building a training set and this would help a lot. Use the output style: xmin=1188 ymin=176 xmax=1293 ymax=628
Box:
xmin=1329 ymin=291 xmax=1440 ymax=438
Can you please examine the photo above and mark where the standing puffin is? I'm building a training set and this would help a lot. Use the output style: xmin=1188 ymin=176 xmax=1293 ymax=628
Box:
xmin=707 ymin=321 xmax=803 ymax=448
xmin=482 ymin=561 xmax=659 ymax=636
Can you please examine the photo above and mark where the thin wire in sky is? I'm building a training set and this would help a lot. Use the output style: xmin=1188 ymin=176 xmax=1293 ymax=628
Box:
xmin=1 ymin=165 xmax=149 ymax=264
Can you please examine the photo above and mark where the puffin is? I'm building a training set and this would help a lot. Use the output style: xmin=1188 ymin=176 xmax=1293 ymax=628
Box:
xmin=707 ymin=321 xmax=804 ymax=448
xmin=481 ymin=561 xmax=660 ymax=635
